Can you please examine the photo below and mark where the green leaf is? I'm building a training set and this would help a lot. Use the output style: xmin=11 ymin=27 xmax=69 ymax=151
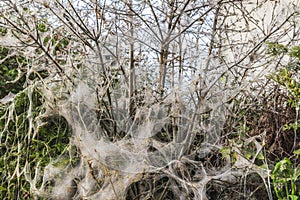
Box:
xmin=219 ymin=147 xmax=231 ymax=159
xmin=294 ymin=149 xmax=300 ymax=157
xmin=289 ymin=45 xmax=300 ymax=59
xmin=257 ymin=152 xmax=264 ymax=160
xmin=0 ymin=185 xmax=7 ymax=191
xmin=37 ymin=23 xmax=49 ymax=32
xmin=293 ymin=166 xmax=300 ymax=179
xmin=273 ymin=157 xmax=292 ymax=175
xmin=288 ymin=195 xmax=298 ymax=200
xmin=266 ymin=42 xmax=288 ymax=55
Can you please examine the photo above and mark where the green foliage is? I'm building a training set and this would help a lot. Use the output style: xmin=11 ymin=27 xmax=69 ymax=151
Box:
xmin=219 ymin=146 xmax=237 ymax=164
xmin=294 ymin=149 xmax=300 ymax=158
xmin=0 ymin=47 xmax=26 ymax=98
xmin=289 ymin=46 xmax=300 ymax=60
xmin=266 ymin=42 xmax=288 ymax=56
xmin=0 ymin=89 xmax=73 ymax=199
xmin=0 ymin=27 xmax=7 ymax=36
xmin=37 ymin=19 xmax=49 ymax=33
xmin=266 ymin=42 xmax=300 ymax=72
xmin=41 ymin=32 xmax=70 ymax=56
xmin=270 ymin=68 xmax=300 ymax=108
xmin=267 ymin=43 xmax=300 ymax=200
xmin=0 ymin=25 xmax=72 ymax=198
xmin=268 ymin=44 xmax=300 ymax=133
xmin=271 ymin=157 xmax=300 ymax=200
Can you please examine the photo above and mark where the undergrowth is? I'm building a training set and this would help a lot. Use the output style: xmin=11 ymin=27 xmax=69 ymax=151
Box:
xmin=0 ymin=88 xmax=73 ymax=199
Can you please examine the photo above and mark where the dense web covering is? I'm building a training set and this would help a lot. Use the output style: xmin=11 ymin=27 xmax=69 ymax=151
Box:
xmin=23 ymin=74 xmax=266 ymax=199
